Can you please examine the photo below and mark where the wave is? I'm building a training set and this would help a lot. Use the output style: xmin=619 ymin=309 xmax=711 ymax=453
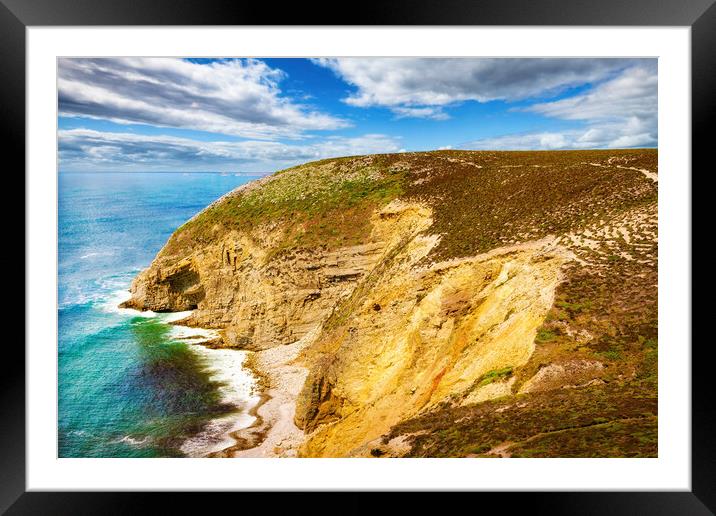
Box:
xmin=161 ymin=311 xmax=195 ymax=323
xmin=179 ymin=346 xmax=261 ymax=457
xmin=99 ymin=289 xmax=157 ymax=318
xmin=108 ymin=296 xmax=262 ymax=456
xmin=80 ymin=251 xmax=114 ymax=260
xmin=59 ymin=270 xmax=143 ymax=310
xmin=114 ymin=434 xmax=152 ymax=447
xmin=63 ymin=277 xmax=261 ymax=457
xmin=179 ymin=412 xmax=256 ymax=457
xmin=167 ymin=324 xmax=219 ymax=343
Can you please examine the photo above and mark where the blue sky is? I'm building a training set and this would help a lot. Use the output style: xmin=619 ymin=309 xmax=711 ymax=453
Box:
xmin=58 ymin=58 xmax=657 ymax=173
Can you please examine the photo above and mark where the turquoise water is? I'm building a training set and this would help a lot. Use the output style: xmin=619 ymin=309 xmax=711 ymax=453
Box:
xmin=58 ymin=172 xmax=260 ymax=457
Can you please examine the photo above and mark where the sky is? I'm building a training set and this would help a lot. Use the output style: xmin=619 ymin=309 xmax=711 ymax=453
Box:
xmin=58 ymin=57 xmax=657 ymax=173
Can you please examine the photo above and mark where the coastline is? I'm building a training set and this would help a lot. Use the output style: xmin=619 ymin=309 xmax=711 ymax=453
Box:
xmin=171 ymin=317 xmax=313 ymax=458
xmin=228 ymin=327 xmax=318 ymax=458
xmin=113 ymin=290 xmax=265 ymax=458
xmin=175 ymin=336 xmax=262 ymax=457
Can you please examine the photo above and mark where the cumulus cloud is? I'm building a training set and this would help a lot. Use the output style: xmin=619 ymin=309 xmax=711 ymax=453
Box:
xmin=58 ymin=57 xmax=657 ymax=171
xmin=314 ymin=58 xmax=644 ymax=114
xmin=463 ymin=62 xmax=657 ymax=150
xmin=464 ymin=131 xmax=577 ymax=150
xmin=465 ymin=122 xmax=655 ymax=151
xmin=315 ymin=57 xmax=656 ymax=149
xmin=526 ymin=64 xmax=656 ymax=122
xmin=58 ymin=129 xmax=401 ymax=172
xmin=58 ymin=58 xmax=348 ymax=139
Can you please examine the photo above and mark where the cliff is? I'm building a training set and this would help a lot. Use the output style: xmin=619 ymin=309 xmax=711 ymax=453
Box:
xmin=122 ymin=149 xmax=658 ymax=457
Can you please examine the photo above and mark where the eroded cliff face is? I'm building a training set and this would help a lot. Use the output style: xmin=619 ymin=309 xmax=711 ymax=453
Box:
xmin=122 ymin=149 xmax=658 ymax=458
xmin=123 ymin=200 xmax=434 ymax=351
xmin=294 ymin=238 xmax=570 ymax=457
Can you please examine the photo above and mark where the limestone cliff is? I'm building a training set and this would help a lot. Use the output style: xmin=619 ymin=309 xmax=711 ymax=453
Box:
xmin=123 ymin=149 xmax=658 ymax=458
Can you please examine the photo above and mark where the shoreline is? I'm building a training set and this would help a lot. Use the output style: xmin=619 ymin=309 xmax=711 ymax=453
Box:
xmin=228 ymin=327 xmax=318 ymax=458
xmin=206 ymin=391 xmax=271 ymax=458
xmin=175 ymin=319 xmax=318 ymax=458
xmin=112 ymin=291 xmax=266 ymax=458
xmin=173 ymin=319 xmax=312 ymax=458
xmin=176 ymin=336 xmax=262 ymax=458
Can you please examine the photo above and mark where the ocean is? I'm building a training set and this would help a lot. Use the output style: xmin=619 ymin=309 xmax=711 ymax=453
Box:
xmin=58 ymin=172 xmax=262 ymax=458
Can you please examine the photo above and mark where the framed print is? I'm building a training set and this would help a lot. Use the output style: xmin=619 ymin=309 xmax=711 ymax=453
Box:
xmin=5 ymin=0 xmax=712 ymax=512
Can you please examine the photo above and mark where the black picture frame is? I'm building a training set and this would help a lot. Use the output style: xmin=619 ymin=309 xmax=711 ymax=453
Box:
xmin=4 ymin=0 xmax=710 ymax=513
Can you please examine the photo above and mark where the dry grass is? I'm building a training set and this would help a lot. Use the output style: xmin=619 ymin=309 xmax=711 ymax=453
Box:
xmin=388 ymin=380 xmax=657 ymax=458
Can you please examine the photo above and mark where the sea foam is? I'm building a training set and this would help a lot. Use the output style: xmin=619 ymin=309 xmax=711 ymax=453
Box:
xmin=101 ymin=289 xmax=157 ymax=317
xmin=157 ymin=309 xmax=262 ymax=457
xmin=179 ymin=345 xmax=261 ymax=457
xmin=105 ymin=291 xmax=261 ymax=456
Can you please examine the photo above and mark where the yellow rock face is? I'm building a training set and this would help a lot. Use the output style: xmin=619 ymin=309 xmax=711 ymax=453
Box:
xmin=295 ymin=228 xmax=569 ymax=457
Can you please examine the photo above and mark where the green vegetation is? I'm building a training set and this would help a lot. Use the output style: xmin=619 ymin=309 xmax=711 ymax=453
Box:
xmin=555 ymin=300 xmax=591 ymax=314
xmin=509 ymin=417 xmax=657 ymax=458
xmin=167 ymin=157 xmax=408 ymax=257
xmin=398 ymin=149 xmax=657 ymax=262
xmin=514 ymin=171 xmax=657 ymax=427
xmin=599 ymin=350 xmax=623 ymax=361
xmin=477 ymin=367 xmax=513 ymax=387
xmin=535 ymin=330 xmax=557 ymax=343
xmin=165 ymin=148 xmax=657 ymax=264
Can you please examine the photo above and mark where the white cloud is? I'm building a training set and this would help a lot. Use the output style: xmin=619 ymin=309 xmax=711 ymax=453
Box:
xmin=314 ymin=58 xmax=645 ymax=116
xmin=464 ymin=131 xmax=571 ymax=150
xmin=526 ymin=64 xmax=657 ymax=122
xmin=608 ymin=133 xmax=654 ymax=148
xmin=391 ymin=106 xmax=450 ymax=120
xmin=315 ymin=57 xmax=656 ymax=149
xmin=464 ymin=124 xmax=656 ymax=151
xmin=58 ymin=129 xmax=401 ymax=172
xmin=463 ymin=63 xmax=657 ymax=150
xmin=58 ymin=58 xmax=348 ymax=140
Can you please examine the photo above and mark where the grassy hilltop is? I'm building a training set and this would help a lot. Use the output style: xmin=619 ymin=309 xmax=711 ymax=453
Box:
xmin=173 ymin=149 xmax=656 ymax=261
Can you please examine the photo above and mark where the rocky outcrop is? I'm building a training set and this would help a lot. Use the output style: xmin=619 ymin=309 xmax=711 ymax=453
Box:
xmin=124 ymin=199 xmax=569 ymax=456
xmin=120 ymin=257 xmax=204 ymax=312
xmin=122 ymin=200 xmax=433 ymax=352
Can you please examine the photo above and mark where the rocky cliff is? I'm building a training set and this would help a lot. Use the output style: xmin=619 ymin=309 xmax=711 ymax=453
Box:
xmin=122 ymin=149 xmax=658 ymax=457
